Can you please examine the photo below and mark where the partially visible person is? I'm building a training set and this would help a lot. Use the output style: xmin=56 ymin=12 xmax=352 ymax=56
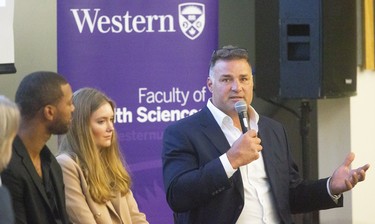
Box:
xmin=1 ymin=71 xmax=74 ymax=224
xmin=57 ymin=87 xmax=148 ymax=224
xmin=162 ymin=45 xmax=370 ymax=224
xmin=0 ymin=95 xmax=20 ymax=224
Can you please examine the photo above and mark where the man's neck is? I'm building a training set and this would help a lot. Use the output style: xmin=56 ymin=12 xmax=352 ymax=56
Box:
xmin=18 ymin=122 xmax=51 ymax=160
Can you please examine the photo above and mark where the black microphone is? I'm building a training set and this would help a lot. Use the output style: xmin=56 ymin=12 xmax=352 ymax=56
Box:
xmin=234 ymin=100 xmax=250 ymax=134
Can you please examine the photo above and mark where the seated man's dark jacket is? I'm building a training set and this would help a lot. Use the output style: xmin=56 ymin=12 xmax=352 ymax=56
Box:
xmin=2 ymin=136 xmax=71 ymax=224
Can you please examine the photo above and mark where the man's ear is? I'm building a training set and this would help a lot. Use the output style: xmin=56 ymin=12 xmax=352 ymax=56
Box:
xmin=207 ymin=77 xmax=213 ymax=93
xmin=43 ymin=105 xmax=55 ymax=121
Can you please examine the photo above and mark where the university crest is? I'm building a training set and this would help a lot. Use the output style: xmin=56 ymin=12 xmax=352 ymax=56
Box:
xmin=178 ymin=3 xmax=205 ymax=40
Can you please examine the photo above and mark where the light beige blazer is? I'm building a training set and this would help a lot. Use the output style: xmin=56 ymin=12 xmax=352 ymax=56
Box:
xmin=57 ymin=154 xmax=149 ymax=224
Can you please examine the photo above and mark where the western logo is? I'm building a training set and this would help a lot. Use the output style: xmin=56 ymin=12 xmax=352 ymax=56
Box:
xmin=69 ymin=2 xmax=205 ymax=40
xmin=178 ymin=3 xmax=205 ymax=40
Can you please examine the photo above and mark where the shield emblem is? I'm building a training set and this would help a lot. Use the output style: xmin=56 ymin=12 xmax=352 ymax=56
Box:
xmin=178 ymin=3 xmax=205 ymax=40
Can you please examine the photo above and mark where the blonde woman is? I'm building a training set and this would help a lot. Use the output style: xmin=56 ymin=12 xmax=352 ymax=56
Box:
xmin=57 ymin=88 xmax=148 ymax=224
xmin=0 ymin=95 xmax=20 ymax=224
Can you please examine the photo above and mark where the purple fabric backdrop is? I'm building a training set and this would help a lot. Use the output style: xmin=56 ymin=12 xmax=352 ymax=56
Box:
xmin=57 ymin=1 xmax=218 ymax=223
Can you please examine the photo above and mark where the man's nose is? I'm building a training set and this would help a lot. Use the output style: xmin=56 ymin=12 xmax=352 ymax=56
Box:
xmin=231 ymin=79 xmax=241 ymax=91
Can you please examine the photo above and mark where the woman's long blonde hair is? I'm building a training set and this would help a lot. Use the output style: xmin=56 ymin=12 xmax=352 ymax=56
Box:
xmin=59 ymin=88 xmax=131 ymax=203
xmin=0 ymin=95 xmax=20 ymax=172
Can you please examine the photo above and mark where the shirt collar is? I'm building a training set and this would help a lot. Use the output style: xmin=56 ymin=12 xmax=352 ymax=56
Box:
xmin=207 ymin=99 xmax=228 ymax=127
xmin=207 ymin=98 xmax=259 ymax=130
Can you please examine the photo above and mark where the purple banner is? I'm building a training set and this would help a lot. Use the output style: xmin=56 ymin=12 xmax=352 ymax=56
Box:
xmin=57 ymin=1 xmax=218 ymax=223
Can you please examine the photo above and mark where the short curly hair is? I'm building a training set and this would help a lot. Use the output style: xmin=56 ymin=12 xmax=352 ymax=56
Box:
xmin=15 ymin=71 xmax=68 ymax=120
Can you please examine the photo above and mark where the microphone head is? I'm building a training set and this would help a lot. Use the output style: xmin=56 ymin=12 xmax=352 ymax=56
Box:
xmin=234 ymin=100 xmax=247 ymax=113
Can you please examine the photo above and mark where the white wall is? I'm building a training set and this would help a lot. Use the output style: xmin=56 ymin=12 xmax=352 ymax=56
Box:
xmin=318 ymin=69 xmax=375 ymax=224
xmin=0 ymin=0 xmax=58 ymax=151
xmin=350 ymin=70 xmax=375 ymax=224
xmin=318 ymin=97 xmax=352 ymax=224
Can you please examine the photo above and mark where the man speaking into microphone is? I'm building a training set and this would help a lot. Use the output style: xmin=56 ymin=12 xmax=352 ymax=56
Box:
xmin=161 ymin=45 xmax=370 ymax=224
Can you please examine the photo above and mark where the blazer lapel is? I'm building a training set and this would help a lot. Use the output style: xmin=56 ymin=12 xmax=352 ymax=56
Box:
xmin=13 ymin=137 xmax=52 ymax=209
xmin=105 ymin=195 xmax=122 ymax=224
xmin=198 ymin=107 xmax=244 ymax=199
xmin=257 ymin=117 xmax=285 ymax=206
xmin=199 ymin=107 xmax=231 ymax=155
xmin=258 ymin=133 xmax=277 ymax=177
xmin=257 ymin=121 xmax=277 ymax=182
xmin=49 ymin=155 xmax=67 ymax=221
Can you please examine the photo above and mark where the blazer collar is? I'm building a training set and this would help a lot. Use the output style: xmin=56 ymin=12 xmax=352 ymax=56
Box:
xmin=198 ymin=107 xmax=231 ymax=155
xmin=256 ymin=117 xmax=279 ymax=191
xmin=105 ymin=192 xmax=123 ymax=222
xmin=198 ymin=107 xmax=245 ymax=199
xmin=13 ymin=136 xmax=54 ymax=209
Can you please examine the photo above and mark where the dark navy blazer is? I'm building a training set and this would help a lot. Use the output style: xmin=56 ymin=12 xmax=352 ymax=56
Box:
xmin=162 ymin=106 xmax=342 ymax=224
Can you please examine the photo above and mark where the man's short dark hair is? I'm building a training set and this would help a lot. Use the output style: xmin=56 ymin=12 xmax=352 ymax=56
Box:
xmin=15 ymin=71 xmax=68 ymax=120
xmin=209 ymin=45 xmax=249 ymax=70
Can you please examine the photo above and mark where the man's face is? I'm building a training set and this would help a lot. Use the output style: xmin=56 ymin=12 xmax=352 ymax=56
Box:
xmin=48 ymin=84 xmax=75 ymax=135
xmin=207 ymin=58 xmax=253 ymax=118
